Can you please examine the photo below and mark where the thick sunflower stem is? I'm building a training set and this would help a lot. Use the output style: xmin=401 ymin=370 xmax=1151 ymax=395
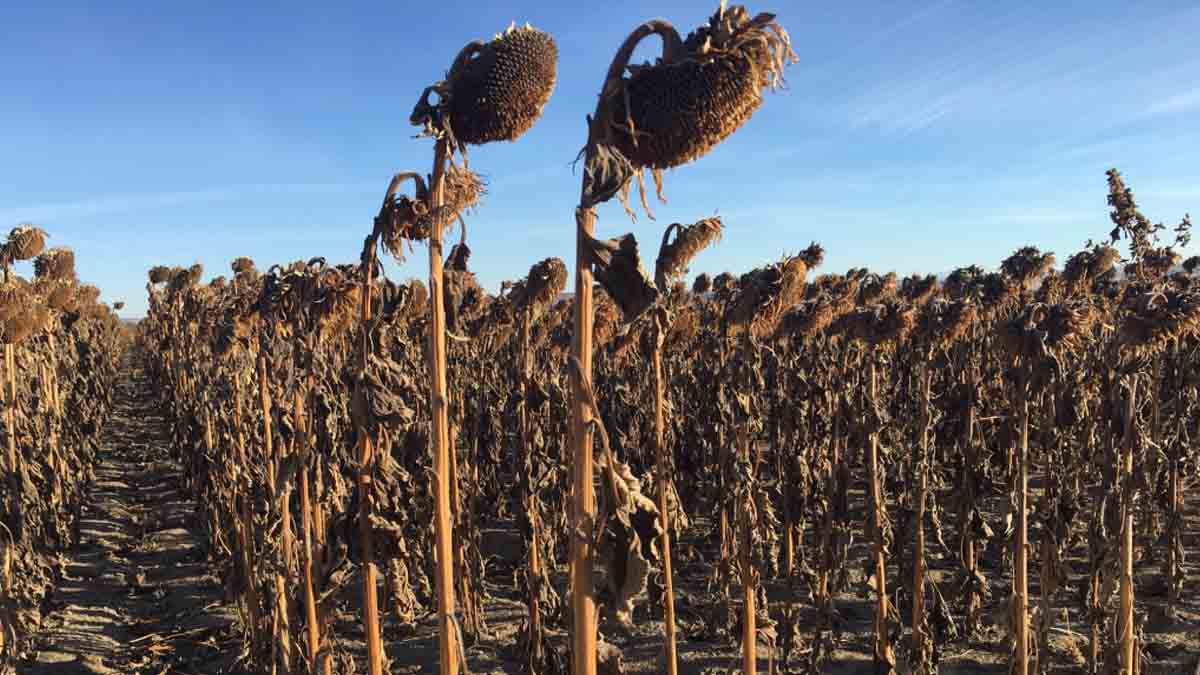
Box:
xmin=5 ymin=344 xmax=16 ymax=491
xmin=356 ymin=238 xmax=384 ymax=675
xmin=867 ymin=359 xmax=893 ymax=673
xmin=739 ymin=426 xmax=756 ymax=675
xmin=259 ymin=353 xmax=291 ymax=675
xmin=428 ymin=138 xmax=461 ymax=675
xmin=518 ymin=315 xmax=545 ymax=668
xmin=1118 ymin=376 xmax=1138 ymax=675
xmin=961 ymin=362 xmax=983 ymax=636
xmin=912 ymin=368 xmax=932 ymax=674
xmin=570 ymin=203 xmax=598 ymax=675
xmin=295 ymin=387 xmax=321 ymax=675
xmin=233 ymin=370 xmax=262 ymax=655
xmin=1014 ymin=368 xmax=1029 ymax=675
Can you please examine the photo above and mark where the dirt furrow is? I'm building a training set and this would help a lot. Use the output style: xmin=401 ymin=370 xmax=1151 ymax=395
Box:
xmin=18 ymin=356 xmax=238 ymax=674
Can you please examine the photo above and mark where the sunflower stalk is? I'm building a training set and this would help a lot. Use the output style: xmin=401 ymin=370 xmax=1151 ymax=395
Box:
xmin=911 ymin=367 xmax=933 ymax=674
xmin=867 ymin=358 xmax=896 ymax=674
xmin=427 ymin=138 xmax=462 ymax=675
xmin=1117 ymin=375 xmax=1138 ymax=675
xmin=355 ymin=209 xmax=385 ymax=675
xmin=258 ymin=351 xmax=293 ymax=675
xmin=518 ymin=311 xmax=547 ymax=671
xmin=651 ymin=311 xmax=678 ymax=675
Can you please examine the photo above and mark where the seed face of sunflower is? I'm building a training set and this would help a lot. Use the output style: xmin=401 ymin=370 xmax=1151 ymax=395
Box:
xmin=447 ymin=26 xmax=558 ymax=146
xmin=615 ymin=55 xmax=759 ymax=170
xmin=604 ymin=6 xmax=796 ymax=171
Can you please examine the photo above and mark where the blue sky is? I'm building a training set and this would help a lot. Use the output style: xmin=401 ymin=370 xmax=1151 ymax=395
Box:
xmin=2 ymin=1 xmax=1198 ymax=317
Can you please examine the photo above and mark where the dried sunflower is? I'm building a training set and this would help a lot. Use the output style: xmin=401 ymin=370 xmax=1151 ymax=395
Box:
xmin=655 ymin=217 xmax=723 ymax=292
xmin=411 ymin=24 xmax=558 ymax=149
xmin=583 ymin=4 xmax=796 ymax=211
xmin=4 ymin=224 xmax=48 ymax=261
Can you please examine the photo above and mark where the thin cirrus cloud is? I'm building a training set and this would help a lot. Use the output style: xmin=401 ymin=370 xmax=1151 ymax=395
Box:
xmin=835 ymin=5 xmax=1199 ymax=136
xmin=842 ymin=42 xmax=1091 ymax=134
xmin=0 ymin=182 xmax=375 ymax=226
xmin=1143 ymin=88 xmax=1200 ymax=117
xmin=0 ymin=189 xmax=236 ymax=224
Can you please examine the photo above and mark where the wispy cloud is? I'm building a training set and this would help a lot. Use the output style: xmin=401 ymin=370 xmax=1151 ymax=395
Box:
xmin=1144 ymin=88 xmax=1200 ymax=117
xmin=838 ymin=17 xmax=1041 ymax=134
xmin=1140 ymin=183 xmax=1200 ymax=202
xmin=968 ymin=206 xmax=1093 ymax=227
xmin=0 ymin=182 xmax=374 ymax=224
xmin=801 ymin=1 xmax=958 ymax=88
xmin=0 ymin=189 xmax=237 ymax=224
xmin=871 ymin=1 xmax=959 ymax=42
xmin=837 ymin=5 xmax=1199 ymax=135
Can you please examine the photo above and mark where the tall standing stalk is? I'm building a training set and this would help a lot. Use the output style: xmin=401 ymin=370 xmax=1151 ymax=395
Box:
xmin=233 ymin=368 xmax=261 ymax=654
xmin=652 ymin=318 xmax=678 ymax=675
xmin=1014 ymin=367 xmax=1030 ymax=675
xmin=960 ymin=358 xmax=983 ymax=636
xmin=519 ymin=313 xmax=544 ymax=668
xmin=911 ymin=368 xmax=932 ymax=673
xmin=867 ymin=358 xmax=894 ymax=672
xmin=650 ymin=218 xmax=721 ymax=674
xmin=409 ymin=21 xmax=556 ymax=664
xmin=312 ymin=379 xmax=333 ymax=675
xmin=736 ymin=425 xmax=757 ymax=675
xmin=295 ymin=387 xmax=320 ymax=675
xmin=259 ymin=352 xmax=292 ymax=675
xmin=572 ymin=19 xmax=695 ymax=673
xmin=0 ymin=339 xmax=9 ymax=657
xmin=781 ymin=349 xmax=797 ymax=582
xmin=354 ymin=169 xmax=432 ymax=674
xmin=570 ymin=202 xmax=598 ymax=675
xmin=356 ymin=224 xmax=385 ymax=675
xmin=5 ymin=344 xmax=15 ymax=486
xmin=1165 ymin=348 xmax=1186 ymax=618
xmin=1117 ymin=376 xmax=1138 ymax=675
xmin=826 ymin=362 xmax=842 ymax=606
xmin=575 ymin=7 xmax=794 ymax=669
xmin=426 ymin=138 xmax=460 ymax=675
xmin=3 ymin=337 xmax=18 ymax=624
